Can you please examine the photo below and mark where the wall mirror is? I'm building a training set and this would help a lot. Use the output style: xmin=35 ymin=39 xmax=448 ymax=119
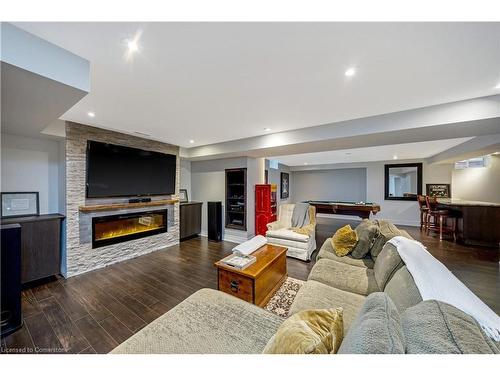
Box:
xmin=384 ymin=163 xmax=422 ymax=201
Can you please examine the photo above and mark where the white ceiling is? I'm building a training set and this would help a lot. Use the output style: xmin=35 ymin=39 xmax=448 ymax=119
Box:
xmin=274 ymin=138 xmax=473 ymax=166
xmin=14 ymin=22 xmax=500 ymax=148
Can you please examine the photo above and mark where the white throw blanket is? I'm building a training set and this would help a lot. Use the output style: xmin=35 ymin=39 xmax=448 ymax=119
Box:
xmin=232 ymin=235 xmax=267 ymax=256
xmin=388 ymin=236 xmax=500 ymax=341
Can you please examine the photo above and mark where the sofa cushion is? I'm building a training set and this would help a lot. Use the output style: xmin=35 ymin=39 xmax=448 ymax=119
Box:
xmin=316 ymin=239 xmax=374 ymax=268
xmin=338 ymin=292 xmax=405 ymax=354
xmin=111 ymin=289 xmax=283 ymax=354
xmin=383 ymin=266 xmax=422 ymax=312
xmin=373 ymin=242 xmax=404 ymax=290
xmin=308 ymin=259 xmax=380 ymax=296
xmin=401 ymin=300 xmax=500 ymax=354
xmin=331 ymin=225 xmax=358 ymax=257
xmin=267 ymin=236 xmax=313 ymax=250
xmin=370 ymin=220 xmax=402 ymax=260
xmin=351 ymin=219 xmax=379 ymax=259
xmin=266 ymin=228 xmax=310 ymax=243
xmin=290 ymin=280 xmax=366 ymax=332
xmin=263 ymin=308 xmax=344 ymax=354
xmin=277 ymin=203 xmax=294 ymax=227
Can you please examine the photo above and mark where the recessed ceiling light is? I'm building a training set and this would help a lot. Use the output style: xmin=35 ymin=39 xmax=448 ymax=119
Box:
xmin=127 ymin=40 xmax=139 ymax=52
xmin=345 ymin=68 xmax=356 ymax=77
xmin=304 ymin=162 xmax=308 ymax=165
xmin=87 ymin=111 xmax=95 ymax=118
xmin=393 ymin=155 xmax=398 ymax=160
xmin=264 ymin=128 xmax=271 ymax=132
xmin=495 ymin=83 xmax=500 ymax=90
xmin=345 ymin=152 xmax=352 ymax=155
xmin=189 ymin=140 xmax=195 ymax=144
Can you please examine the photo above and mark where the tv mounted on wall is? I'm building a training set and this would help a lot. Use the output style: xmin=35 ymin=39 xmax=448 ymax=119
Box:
xmin=86 ymin=140 xmax=176 ymax=198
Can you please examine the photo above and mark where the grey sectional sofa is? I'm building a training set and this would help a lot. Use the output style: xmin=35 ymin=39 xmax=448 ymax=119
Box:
xmin=112 ymin=223 xmax=499 ymax=354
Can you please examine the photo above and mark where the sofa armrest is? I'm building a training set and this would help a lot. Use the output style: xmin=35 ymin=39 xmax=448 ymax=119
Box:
xmin=266 ymin=220 xmax=287 ymax=231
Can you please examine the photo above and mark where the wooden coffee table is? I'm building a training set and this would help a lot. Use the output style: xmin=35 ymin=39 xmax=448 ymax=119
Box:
xmin=214 ymin=244 xmax=287 ymax=307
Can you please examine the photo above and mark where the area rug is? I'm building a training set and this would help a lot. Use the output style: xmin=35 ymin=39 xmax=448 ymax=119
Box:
xmin=264 ymin=277 xmax=305 ymax=317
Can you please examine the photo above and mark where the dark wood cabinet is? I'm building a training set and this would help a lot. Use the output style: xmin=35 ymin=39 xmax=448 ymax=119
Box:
xmin=0 ymin=214 xmax=65 ymax=284
xmin=225 ymin=168 xmax=247 ymax=231
xmin=180 ymin=202 xmax=202 ymax=240
xmin=437 ymin=200 xmax=500 ymax=247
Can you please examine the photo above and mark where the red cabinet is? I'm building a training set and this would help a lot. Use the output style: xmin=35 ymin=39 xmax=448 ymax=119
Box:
xmin=255 ymin=184 xmax=277 ymax=236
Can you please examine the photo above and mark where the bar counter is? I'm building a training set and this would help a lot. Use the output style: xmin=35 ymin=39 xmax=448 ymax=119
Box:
xmin=437 ymin=198 xmax=500 ymax=248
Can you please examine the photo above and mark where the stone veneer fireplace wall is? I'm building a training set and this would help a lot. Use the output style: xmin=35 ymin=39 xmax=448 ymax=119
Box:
xmin=64 ymin=122 xmax=180 ymax=277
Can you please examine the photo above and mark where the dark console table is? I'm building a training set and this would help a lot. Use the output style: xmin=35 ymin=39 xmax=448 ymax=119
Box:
xmin=180 ymin=202 xmax=202 ymax=241
xmin=0 ymin=214 xmax=65 ymax=284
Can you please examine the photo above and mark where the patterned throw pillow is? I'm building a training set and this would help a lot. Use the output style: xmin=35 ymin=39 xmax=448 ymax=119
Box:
xmin=263 ymin=308 xmax=344 ymax=354
xmin=331 ymin=225 xmax=358 ymax=257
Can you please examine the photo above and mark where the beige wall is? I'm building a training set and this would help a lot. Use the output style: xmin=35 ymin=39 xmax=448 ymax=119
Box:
xmin=452 ymin=155 xmax=500 ymax=203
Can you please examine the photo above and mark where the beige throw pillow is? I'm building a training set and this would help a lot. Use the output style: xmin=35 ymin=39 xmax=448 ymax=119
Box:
xmin=263 ymin=308 xmax=344 ymax=354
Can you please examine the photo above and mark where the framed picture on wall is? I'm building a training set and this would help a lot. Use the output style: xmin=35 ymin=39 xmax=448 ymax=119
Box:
xmin=426 ymin=184 xmax=451 ymax=198
xmin=179 ymin=189 xmax=189 ymax=203
xmin=280 ymin=172 xmax=289 ymax=199
xmin=1 ymin=192 xmax=40 ymax=218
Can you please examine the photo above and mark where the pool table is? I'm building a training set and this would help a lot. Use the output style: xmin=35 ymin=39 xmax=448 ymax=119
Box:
xmin=305 ymin=200 xmax=381 ymax=219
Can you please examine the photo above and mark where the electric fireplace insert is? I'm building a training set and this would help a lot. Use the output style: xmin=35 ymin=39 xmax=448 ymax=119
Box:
xmin=92 ymin=209 xmax=168 ymax=248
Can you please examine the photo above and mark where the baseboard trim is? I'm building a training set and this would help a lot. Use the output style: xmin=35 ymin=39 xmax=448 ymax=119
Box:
xmin=200 ymin=230 xmax=247 ymax=244
xmin=223 ymin=233 xmax=248 ymax=244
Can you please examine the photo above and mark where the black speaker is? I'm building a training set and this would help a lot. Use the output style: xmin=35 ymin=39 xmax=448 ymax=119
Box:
xmin=207 ymin=201 xmax=222 ymax=242
xmin=1 ymin=224 xmax=23 ymax=338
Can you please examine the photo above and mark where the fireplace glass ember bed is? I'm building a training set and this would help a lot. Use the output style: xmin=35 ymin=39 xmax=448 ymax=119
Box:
xmin=92 ymin=209 xmax=168 ymax=248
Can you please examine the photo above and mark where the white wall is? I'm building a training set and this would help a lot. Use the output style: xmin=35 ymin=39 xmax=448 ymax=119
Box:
xmin=291 ymin=168 xmax=367 ymax=203
xmin=191 ymin=157 xmax=248 ymax=242
xmin=290 ymin=160 xmax=453 ymax=226
xmin=180 ymin=158 xmax=192 ymax=198
xmin=266 ymin=160 xmax=293 ymax=204
xmin=246 ymin=157 xmax=265 ymax=236
xmin=1 ymin=133 xmax=64 ymax=214
xmin=452 ymin=155 xmax=500 ymax=203
xmin=364 ymin=161 xmax=452 ymax=226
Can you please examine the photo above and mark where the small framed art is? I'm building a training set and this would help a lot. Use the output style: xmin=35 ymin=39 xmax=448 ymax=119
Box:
xmin=1 ymin=192 xmax=40 ymax=218
xmin=179 ymin=189 xmax=189 ymax=203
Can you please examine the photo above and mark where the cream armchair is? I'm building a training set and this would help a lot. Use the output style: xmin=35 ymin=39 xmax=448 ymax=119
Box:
xmin=265 ymin=204 xmax=317 ymax=261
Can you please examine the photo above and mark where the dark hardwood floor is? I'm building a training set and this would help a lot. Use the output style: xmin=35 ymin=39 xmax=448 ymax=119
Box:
xmin=2 ymin=217 xmax=498 ymax=354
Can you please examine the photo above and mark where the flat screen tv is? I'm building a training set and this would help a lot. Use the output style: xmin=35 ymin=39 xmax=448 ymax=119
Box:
xmin=86 ymin=140 xmax=176 ymax=198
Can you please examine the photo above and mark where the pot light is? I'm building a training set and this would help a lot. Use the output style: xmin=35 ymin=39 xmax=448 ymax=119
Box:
xmin=393 ymin=155 xmax=398 ymax=160
xmin=128 ymin=40 xmax=139 ymax=52
xmin=87 ymin=111 xmax=95 ymax=118
xmin=495 ymin=83 xmax=500 ymax=90
xmin=345 ymin=68 xmax=356 ymax=77
xmin=304 ymin=162 xmax=309 ymax=165
xmin=189 ymin=140 xmax=195 ymax=144
xmin=264 ymin=128 xmax=271 ymax=132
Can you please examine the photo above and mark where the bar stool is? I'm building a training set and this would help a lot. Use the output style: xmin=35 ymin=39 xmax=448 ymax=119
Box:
xmin=417 ymin=195 xmax=428 ymax=230
xmin=425 ymin=196 xmax=457 ymax=241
